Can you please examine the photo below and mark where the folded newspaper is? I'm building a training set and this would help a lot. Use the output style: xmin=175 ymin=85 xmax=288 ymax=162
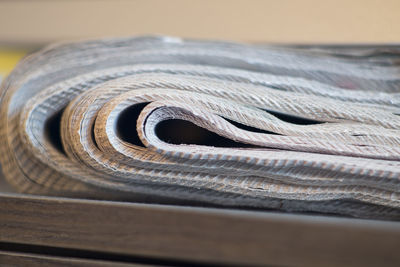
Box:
xmin=1 ymin=36 xmax=399 ymax=220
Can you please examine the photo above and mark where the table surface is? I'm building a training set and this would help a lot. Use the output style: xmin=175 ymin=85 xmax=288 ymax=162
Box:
xmin=1 ymin=185 xmax=400 ymax=267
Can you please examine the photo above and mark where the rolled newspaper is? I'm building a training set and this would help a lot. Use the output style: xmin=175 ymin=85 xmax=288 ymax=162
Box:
xmin=1 ymin=36 xmax=400 ymax=219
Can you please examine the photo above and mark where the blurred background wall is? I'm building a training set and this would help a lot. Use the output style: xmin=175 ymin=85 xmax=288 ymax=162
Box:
xmin=1 ymin=0 xmax=400 ymax=45
xmin=0 ymin=0 xmax=400 ymax=75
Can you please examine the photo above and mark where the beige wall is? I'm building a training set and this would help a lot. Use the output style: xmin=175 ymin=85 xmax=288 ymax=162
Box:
xmin=0 ymin=0 xmax=399 ymax=44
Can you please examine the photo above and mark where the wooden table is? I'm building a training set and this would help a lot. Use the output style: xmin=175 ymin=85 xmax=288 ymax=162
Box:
xmin=1 ymin=177 xmax=400 ymax=266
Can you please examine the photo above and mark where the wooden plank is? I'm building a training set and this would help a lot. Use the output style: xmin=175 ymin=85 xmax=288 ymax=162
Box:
xmin=0 ymin=192 xmax=399 ymax=266
xmin=0 ymin=250 xmax=146 ymax=267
